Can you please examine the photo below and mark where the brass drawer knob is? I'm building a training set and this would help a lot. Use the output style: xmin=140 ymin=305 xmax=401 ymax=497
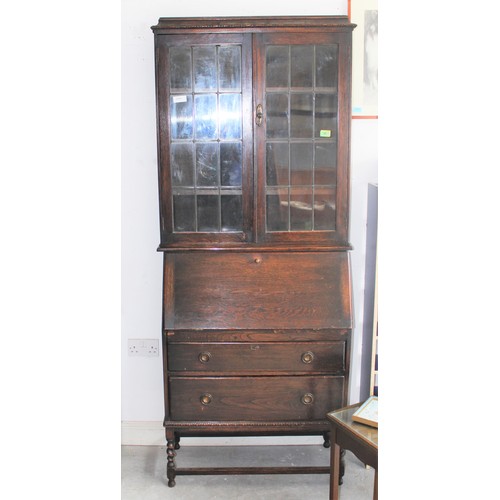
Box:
xmin=301 ymin=393 xmax=314 ymax=405
xmin=301 ymin=351 xmax=314 ymax=364
xmin=198 ymin=352 xmax=211 ymax=363
xmin=200 ymin=393 xmax=212 ymax=405
xmin=254 ymin=257 xmax=262 ymax=264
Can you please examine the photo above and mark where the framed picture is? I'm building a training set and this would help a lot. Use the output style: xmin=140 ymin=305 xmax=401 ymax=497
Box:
xmin=352 ymin=396 xmax=378 ymax=427
xmin=349 ymin=0 xmax=378 ymax=118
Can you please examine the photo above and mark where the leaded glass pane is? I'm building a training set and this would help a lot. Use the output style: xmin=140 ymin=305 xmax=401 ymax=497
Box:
xmin=316 ymin=45 xmax=338 ymax=89
xmin=197 ymin=194 xmax=219 ymax=231
xmin=220 ymin=142 xmax=242 ymax=186
xmin=314 ymin=186 xmax=336 ymax=230
xmin=290 ymin=187 xmax=313 ymax=231
xmin=290 ymin=93 xmax=313 ymax=138
xmin=315 ymin=143 xmax=337 ymax=185
xmin=266 ymin=46 xmax=289 ymax=88
xmin=170 ymin=47 xmax=192 ymax=91
xmin=290 ymin=143 xmax=313 ymax=186
xmin=263 ymin=43 xmax=339 ymax=234
xmin=194 ymin=94 xmax=217 ymax=139
xmin=291 ymin=45 xmax=313 ymax=88
xmin=193 ymin=46 xmax=217 ymax=91
xmin=266 ymin=93 xmax=288 ymax=139
xmin=168 ymin=43 xmax=245 ymax=234
xmin=219 ymin=46 xmax=241 ymax=91
xmin=219 ymin=94 xmax=242 ymax=139
xmin=266 ymin=187 xmax=289 ymax=231
xmin=266 ymin=142 xmax=289 ymax=186
xmin=221 ymin=194 xmax=243 ymax=231
xmin=170 ymin=96 xmax=193 ymax=139
xmin=173 ymin=193 xmax=196 ymax=232
xmin=195 ymin=143 xmax=218 ymax=187
xmin=315 ymin=93 xmax=337 ymax=138
xmin=171 ymin=143 xmax=194 ymax=186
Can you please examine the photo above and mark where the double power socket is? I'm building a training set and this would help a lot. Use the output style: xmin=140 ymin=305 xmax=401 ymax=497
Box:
xmin=128 ymin=339 xmax=159 ymax=357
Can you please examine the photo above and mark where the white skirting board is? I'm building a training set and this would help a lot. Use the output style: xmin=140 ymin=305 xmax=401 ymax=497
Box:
xmin=121 ymin=421 xmax=323 ymax=446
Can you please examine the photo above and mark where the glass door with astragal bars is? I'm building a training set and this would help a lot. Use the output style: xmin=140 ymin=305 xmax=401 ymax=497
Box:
xmin=254 ymin=32 xmax=351 ymax=246
xmin=156 ymin=33 xmax=253 ymax=246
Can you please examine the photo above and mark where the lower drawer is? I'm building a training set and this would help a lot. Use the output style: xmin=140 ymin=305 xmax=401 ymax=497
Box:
xmin=169 ymin=376 xmax=344 ymax=421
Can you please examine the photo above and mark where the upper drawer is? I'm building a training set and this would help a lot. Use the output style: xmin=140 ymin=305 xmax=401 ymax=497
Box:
xmin=168 ymin=341 xmax=345 ymax=373
xmin=167 ymin=251 xmax=352 ymax=330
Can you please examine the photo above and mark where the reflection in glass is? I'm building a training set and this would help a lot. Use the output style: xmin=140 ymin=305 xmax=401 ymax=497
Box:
xmin=316 ymin=45 xmax=338 ymax=89
xmin=170 ymin=96 xmax=193 ymax=139
xmin=315 ymin=94 xmax=337 ymax=138
xmin=315 ymin=143 xmax=337 ymax=185
xmin=169 ymin=43 xmax=245 ymax=235
xmin=171 ymin=143 xmax=194 ymax=186
xmin=290 ymin=94 xmax=313 ymax=138
xmin=291 ymin=45 xmax=313 ymax=88
xmin=266 ymin=46 xmax=289 ymax=88
xmin=193 ymin=46 xmax=217 ymax=91
xmin=290 ymin=143 xmax=313 ymax=186
xmin=266 ymin=187 xmax=289 ymax=231
xmin=170 ymin=47 xmax=192 ymax=91
xmin=219 ymin=46 xmax=241 ymax=91
xmin=219 ymin=94 xmax=242 ymax=139
xmin=263 ymin=43 xmax=339 ymax=233
xmin=196 ymin=143 xmax=218 ymax=187
xmin=290 ymin=187 xmax=313 ymax=231
xmin=197 ymin=194 xmax=219 ymax=231
xmin=266 ymin=142 xmax=289 ymax=186
xmin=195 ymin=94 xmax=217 ymax=139
xmin=314 ymin=187 xmax=336 ymax=230
xmin=173 ymin=194 xmax=196 ymax=232
xmin=221 ymin=194 xmax=242 ymax=231
xmin=266 ymin=93 xmax=288 ymax=139
xmin=220 ymin=143 xmax=242 ymax=186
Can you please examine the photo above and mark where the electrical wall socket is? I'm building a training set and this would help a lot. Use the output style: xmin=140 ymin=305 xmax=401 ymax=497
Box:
xmin=128 ymin=339 xmax=159 ymax=357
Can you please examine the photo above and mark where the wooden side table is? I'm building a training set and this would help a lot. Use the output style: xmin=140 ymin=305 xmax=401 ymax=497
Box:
xmin=327 ymin=403 xmax=378 ymax=500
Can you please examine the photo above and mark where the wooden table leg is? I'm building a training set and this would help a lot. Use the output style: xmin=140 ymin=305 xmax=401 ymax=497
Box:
xmin=166 ymin=430 xmax=177 ymax=487
xmin=330 ymin=438 xmax=340 ymax=500
xmin=373 ymin=469 xmax=378 ymax=500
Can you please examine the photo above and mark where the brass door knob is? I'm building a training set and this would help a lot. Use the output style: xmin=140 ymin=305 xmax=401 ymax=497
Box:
xmin=301 ymin=393 xmax=314 ymax=405
xmin=200 ymin=393 xmax=212 ymax=405
xmin=198 ymin=352 xmax=211 ymax=363
xmin=301 ymin=351 xmax=315 ymax=364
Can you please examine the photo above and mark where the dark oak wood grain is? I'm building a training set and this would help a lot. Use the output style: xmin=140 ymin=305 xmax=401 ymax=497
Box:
xmin=166 ymin=329 xmax=351 ymax=342
xmin=170 ymin=376 xmax=345 ymax=421
xmin=151 ymin=15 xmax=355 ymax=487
xmin=168 ymin=341 xmax=346 ymax=373
xmin=152 ymin=16 xmax=355 ymax=34
xmin=170 ymin=252 xmax=352 ymax=330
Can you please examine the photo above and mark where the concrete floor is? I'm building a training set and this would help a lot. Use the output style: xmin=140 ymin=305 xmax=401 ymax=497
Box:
xmin=122 ymin=445 xmax=375 ymax=499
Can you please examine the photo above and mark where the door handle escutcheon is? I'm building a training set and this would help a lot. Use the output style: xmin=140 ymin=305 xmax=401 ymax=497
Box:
xmin=256 ymin=104 xmax=263 ymax=126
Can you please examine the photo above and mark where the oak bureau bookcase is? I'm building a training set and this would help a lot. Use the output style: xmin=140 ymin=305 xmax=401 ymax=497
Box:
xmin=151 ymin=16 xmax=355 ymax=487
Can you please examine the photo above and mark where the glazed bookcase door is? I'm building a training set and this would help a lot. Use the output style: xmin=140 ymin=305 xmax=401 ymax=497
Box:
xmin=254 ymin=32 xmax=352 ymax=245
xmin=155 ymin=33 xmax=253 ymax=246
